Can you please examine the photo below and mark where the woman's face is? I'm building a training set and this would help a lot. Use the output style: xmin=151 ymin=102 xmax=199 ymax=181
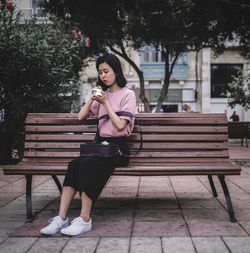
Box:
xmin=98 ymin=63 xmax=117 ymax=87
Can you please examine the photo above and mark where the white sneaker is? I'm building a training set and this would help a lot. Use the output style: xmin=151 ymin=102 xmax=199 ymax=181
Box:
xmin=61 ymin=217 xmax=92 ymax=236
xmin=40 ymin=216 xmax=69 ymax=235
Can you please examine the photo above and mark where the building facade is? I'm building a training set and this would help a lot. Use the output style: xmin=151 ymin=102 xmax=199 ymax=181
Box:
xmin=16 ymin=0 xmax=45 ymax=19
xmin=81 ymin=47 xmax=250 ymax=121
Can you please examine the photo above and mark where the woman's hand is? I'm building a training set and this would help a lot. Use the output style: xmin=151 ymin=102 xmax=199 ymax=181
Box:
xmin=92 ymin=87 xmax=106 ymax=105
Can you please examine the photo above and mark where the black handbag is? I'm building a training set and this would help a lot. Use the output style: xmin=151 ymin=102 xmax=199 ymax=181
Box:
xmin=80 ymin=111 xmax=136 ymax=157
xmin=80 ymin=142 xmax=122 ymax=157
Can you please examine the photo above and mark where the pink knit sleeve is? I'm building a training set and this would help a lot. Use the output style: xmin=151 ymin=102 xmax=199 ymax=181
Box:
xmin=89 ymin=100 xmax=99 ymax=117
xmin=119 ymin=91 xmax=137 ymax=122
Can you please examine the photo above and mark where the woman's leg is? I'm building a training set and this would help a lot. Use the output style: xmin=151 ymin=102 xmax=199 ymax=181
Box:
xmin=60 ymin=191 xmax=93 ymax=236
xmin=79 ymin=192 xmax=92 ymax=222
xmin=40 ymin=185 xmax=75 ymax=235
xmin=58 ymin=186 xmax=76 ymax=219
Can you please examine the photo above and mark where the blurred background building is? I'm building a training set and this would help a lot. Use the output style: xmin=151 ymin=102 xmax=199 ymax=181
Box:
xmin=16 ymin=0 xmax=250 ymax=120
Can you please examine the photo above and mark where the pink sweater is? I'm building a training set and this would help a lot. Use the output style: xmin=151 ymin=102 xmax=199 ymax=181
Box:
xmin=90 ymin=87 xmax=136 ymax=137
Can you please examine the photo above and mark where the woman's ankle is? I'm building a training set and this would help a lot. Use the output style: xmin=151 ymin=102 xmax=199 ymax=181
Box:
xmin=58 ymin=214 xmax=67 ymax=220
xmin=80 ymin=215 xmax=90 ymax=222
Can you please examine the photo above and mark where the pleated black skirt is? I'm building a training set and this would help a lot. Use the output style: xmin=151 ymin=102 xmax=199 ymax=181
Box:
xmin=63 ymin=136 xmax=129 ymax=201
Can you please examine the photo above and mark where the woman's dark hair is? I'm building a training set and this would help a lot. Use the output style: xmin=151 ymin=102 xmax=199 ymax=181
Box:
xmin=96 ymin=53 xmax=127 ymax=90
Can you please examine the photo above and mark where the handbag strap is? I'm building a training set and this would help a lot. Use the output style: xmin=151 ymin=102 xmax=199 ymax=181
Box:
xmin=95 ymin=111 xmax=142 ymax=156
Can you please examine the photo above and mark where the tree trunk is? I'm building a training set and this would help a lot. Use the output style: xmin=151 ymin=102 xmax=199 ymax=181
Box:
xmin=156 ymin=48 xmax=179 ymax=112
xmin=110 ymin=44 xmax=151 ymax=112
xmin=195 ymin=49 xmax=201 ymax=112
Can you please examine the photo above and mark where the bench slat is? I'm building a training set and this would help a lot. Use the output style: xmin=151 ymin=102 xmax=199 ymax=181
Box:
xmin=23 ymin=150 xmax=229 ymax=158
xmin=20 ymin=157 xmax=232 ymax=164
xmin=25 ymin=125 xmax=228 ymax=133
xmin=25 ymin=134 xmax=228 ymax=141
xmin=25 ymin=142 xmax=228 ymax=150
xmin=3 ymin=163 xmax=241 ymax=176
xmin=25 ymin=117 xmax=227 ymax=125
xmin=26 ymin=112 xmax=226 ymax=118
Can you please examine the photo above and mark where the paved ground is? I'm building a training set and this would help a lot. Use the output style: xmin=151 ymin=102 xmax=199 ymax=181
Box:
xmin=0 ymin=143 xmax=250 ymax=253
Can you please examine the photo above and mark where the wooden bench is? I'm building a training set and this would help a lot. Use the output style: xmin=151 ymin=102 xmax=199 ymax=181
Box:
xmin=3 ymin=113 xmax=241 ymax=222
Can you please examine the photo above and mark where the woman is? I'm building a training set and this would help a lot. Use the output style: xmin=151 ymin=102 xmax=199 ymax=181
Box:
xmin=40 ymin=53 xmax=136 ymax=236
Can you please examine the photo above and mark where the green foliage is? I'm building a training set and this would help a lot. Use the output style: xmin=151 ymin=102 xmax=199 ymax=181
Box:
xmin=227 ymin=68 xmax=250 ymax=110
xmin=0 ymin=0 xmax=87 ymax=163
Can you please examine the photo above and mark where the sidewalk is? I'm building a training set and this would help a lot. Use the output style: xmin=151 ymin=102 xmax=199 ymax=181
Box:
xmin=0 ymin=144 xmax=250 ymax=252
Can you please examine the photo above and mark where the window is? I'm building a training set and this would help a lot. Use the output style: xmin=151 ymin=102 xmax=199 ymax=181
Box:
xmin=151 ymin=50 xmax=159 ymax=62
xmin=143 ymin=52 xmax=149 ymax=62
xmin=19 ymin=0 xmax=46 ymax=18
xmin=32 ymin=0 xmax=46 ymax=17
xmin=211 ymin=64 xmax=242 ymax=98
xmin=140 ymin=47 xmax=164 ymax=64
xmin=140 ymin=46 xmax=189 ymax=79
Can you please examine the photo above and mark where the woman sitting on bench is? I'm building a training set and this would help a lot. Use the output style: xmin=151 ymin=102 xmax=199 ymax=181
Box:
xmin=40 ymin=53 xmax=136 ymax=236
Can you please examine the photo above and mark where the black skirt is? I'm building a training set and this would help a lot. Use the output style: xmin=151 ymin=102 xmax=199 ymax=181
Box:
xmin=63 ymin=136 xmax=129 ymax=201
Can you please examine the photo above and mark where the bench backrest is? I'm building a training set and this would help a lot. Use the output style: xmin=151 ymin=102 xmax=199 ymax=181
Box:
xmin=23 ymin=113 xmax=229 ymax=166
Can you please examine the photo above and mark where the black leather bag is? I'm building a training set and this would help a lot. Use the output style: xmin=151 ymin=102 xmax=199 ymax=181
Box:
xmin=80 ymin=111 xmax=135 ymax=157
xmin=80 ymin=142 xmax=122 ymax=157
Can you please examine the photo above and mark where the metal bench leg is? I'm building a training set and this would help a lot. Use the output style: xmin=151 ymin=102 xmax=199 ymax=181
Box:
xmin=25 ymin=175 xmax=33 ymax=222
xmin=218 ymin=175 xmax=236 ymax=222
xmin=208 ymin=175 xmax=218 ymax=197
xmin=51 ymin=175 xmax=62 ymax=194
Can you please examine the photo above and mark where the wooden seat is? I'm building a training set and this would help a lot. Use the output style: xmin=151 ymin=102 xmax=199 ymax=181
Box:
xmin=3 ymin=113 xmax=241 ymax=222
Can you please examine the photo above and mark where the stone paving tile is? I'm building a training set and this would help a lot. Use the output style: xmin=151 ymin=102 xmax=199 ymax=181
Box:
xmin=0 ymin=210 xmax=26 ymax=221
xmin=192 ymin=237 xmax=229 ymax=253
xmin=223 ymin=237 xmax=250 ymax=253
xmin=132 ymin=221 xmax=189 ymax=237
xmin=100 ymin=190 xmax=137 ymax=198
xmin=12 ymin=221 xmax=50 ymax=237
xmin=179 ymin=199 xmax=223 ymax=209
xmin=93 ymin=197 xmax=136 ymax=209
xmin=234 ymin=209 xmax=250 ymax=221
xmin=130 ymin=237 xmax=161 ymax=253
xmin=137 ymin=198 xmax=178 ymax=209
xmin=0 ymin=195 xmax=20 ymax=207
xmin=183 ymin=209 xmax=229 ymax=220
xmin=0 ymin=237 xmax=6 ymax=244
xmin=169 ymin=175 xmax=201 ymax=181
xmin=138 ymin=190 xmax=175 ymax=198
xmin=91 ymin=208 xmax=134 ymax=222
xmin=108 ymin=175 xmax=140 ymax=183
xmin=162 ymin=237 xmax=195 ymax=253
xmin=134 ymin=209 xmax=183 ymax=221
xmin=28 ymin=237 xmax=69 ymax=253
xmin=140 ymin=176 xmax=170 ymax=183
xmin=62 ymin=238 xmax=99 ymax=253
xmin=13 ymin=220 xmax=133 ymax=238
xmin=81 ymin=221 xmax=133 ymax=237
xmin=0 ymin=229 xmax=14 ymax=238
xmin=0 ymin=221 xmax=25 ymax=230
xmin=0 ymin=237 xmax=37 ymax=253
xmin=0 ymin=181 xmax=8 ymax=187
xmin=187 ymin=220 xmax=248 ymax=237
xmin=175 ymin=192 xmax=213 ymax=199
xmin=239 ymin=221 xmax=250 ymax=234
xmin=96 ymin=237 xmax=130 ymax=253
